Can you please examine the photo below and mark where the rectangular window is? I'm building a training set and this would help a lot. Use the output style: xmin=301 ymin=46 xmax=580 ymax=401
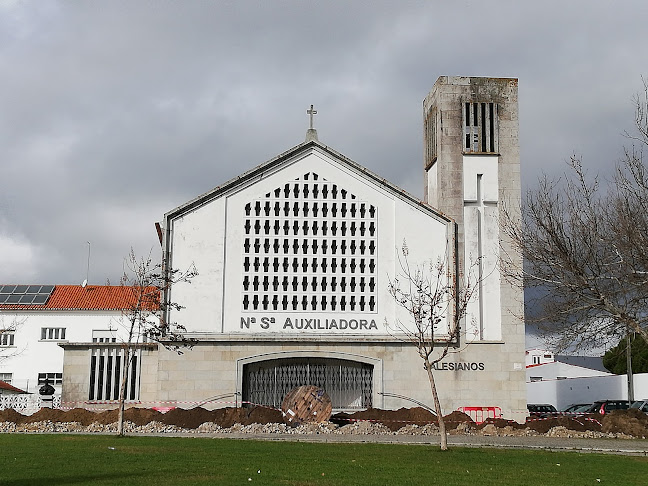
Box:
xmin=92 ymin=330 xmax=117 ymax=343
xmin=463 ymin=101 xmax=498 ymax=153
xmin=0 ymin=373 xmax=12 ymax=384
xmin=0 ymin=332 xmax=15 ymax=346
xmin=38 ymin=372 xmax=63 ymax=385
xmin=88 ymin=347 xmax=141 ymax=401
xmin=424 ymin=105 xmax=437 ymax=166
xmin=40 ymin=327 xmax=66 ymax=341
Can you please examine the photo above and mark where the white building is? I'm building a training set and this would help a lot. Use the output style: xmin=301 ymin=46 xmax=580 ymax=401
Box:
xmin=55 ymin=76 xmax=527 ymax=421
xmin=525 ymin=348 xmax=648 ymax=409
xmin=525 ymin=348 xmax=555 ymax=366
xmin=0 ymin=285 xmax=146 ymax=400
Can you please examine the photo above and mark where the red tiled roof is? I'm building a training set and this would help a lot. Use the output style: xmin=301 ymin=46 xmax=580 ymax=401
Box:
xmin=0 ymin=380 xmax=28 ymax=394
xmin=0 ymin=285 xmax=159 ymax=311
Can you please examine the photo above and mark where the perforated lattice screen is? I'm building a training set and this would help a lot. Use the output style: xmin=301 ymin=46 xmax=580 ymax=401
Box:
xmin=242 ymin=172 xmax=377 ymax=312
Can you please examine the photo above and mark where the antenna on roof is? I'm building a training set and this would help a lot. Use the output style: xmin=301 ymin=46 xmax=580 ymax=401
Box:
xmin=83 ymin=241 xmax=91 ymax=287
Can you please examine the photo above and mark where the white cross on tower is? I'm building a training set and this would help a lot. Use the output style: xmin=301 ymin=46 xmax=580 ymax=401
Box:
xmin=464 ymin=173 xmax=498 ymax=340
xmin=307 ymin=105 xmax=317 ymax=129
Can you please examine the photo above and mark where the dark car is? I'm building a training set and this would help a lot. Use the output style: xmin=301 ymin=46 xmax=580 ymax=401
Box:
xmin=630 ymin=400 xmax=648 ymax=413
xmin=527 ymin=404 xmax=558 ymax=418
xmin=585 ymin=400 xmax=631 ymax=415
xmin=562 ymin=403 xmax=591 ymax=414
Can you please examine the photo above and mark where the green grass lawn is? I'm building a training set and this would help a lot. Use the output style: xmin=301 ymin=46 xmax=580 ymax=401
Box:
xmin=0 ymin=435 xmax=646 ymax=486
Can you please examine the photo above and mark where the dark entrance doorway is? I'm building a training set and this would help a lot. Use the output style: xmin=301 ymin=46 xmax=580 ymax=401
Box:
xmin=243 ymin=357 xmax=373 ymax=410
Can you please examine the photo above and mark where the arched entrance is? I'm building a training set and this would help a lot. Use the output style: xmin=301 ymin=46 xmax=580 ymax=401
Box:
xmin=242 ymin=357 xmax=373 ymax=410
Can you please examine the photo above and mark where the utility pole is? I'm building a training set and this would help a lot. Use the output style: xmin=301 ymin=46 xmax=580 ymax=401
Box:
xmin=626 ymin=329 xmax=634 ymax=402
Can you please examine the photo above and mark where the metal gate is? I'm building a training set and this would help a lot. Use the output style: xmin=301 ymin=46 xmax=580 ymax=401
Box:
xmin=243 ymin=357 xmax=373 ymax=410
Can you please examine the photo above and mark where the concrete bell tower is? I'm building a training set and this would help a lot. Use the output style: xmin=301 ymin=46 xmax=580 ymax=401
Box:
xmin=423 ymin=76 xmax=522 ymax=344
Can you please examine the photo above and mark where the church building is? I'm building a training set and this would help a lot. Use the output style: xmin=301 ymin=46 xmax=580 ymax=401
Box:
xmin=62 ymin=76 xmax=526 ymax=421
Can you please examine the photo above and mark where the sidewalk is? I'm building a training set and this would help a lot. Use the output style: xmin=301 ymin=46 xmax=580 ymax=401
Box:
xmin=182 ymin=432 xmax=648 ymax=456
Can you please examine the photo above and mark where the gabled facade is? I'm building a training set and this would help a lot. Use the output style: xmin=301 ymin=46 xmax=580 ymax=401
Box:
xmin=60 ymin=76 xmax=527 ymax=421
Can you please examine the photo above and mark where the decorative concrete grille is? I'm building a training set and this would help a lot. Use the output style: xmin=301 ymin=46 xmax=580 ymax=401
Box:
xmin=463 ymin=102 xmax=498 ymax=153
xmin=242 ymin=172 xmax=377 ymax=312
xmin=0 ymin=394 xmax=61 ymax=412
xmin=88 ymin=347 xmax=141 ymax=401
xmin=243 ymin=357 xmax=373 ymax=410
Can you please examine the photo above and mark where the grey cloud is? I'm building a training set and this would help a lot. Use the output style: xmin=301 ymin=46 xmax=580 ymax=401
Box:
xmin=1 ymin=0 xmax=648 ymax=284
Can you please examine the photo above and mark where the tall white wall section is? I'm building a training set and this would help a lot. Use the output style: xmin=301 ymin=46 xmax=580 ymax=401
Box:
xmin=463 ymin=155 xmax=501 ymax=341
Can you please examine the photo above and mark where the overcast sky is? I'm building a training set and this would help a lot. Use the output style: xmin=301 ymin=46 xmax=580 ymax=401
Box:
xmin=1 ymin=0 xmax=647 ymax=292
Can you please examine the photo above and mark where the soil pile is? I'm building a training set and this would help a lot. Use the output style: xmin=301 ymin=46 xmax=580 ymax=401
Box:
xmin=331 ymin=407 xmax=438 ymax=431
xmin=1 ymin=406 xmax=647 ymax=438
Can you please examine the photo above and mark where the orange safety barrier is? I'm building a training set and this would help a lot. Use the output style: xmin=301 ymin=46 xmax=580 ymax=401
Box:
xmin=456 ymin=406 xmax=502 ymax=424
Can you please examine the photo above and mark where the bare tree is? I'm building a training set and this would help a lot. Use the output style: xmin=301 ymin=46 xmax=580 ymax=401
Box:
xmin=116 ymin=249 xmax=197 ymax=436
xmin=502 ymin=83 xmax=648 ymax=353
xmin=387 ymin=242 xmax=479 ymax=451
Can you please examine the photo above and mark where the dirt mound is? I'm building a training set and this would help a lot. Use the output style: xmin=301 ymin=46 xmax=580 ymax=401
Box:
xmin=0 ymin=408 xmax=29 ymax=424
xmin=442 ymin=411 xmax=474 ymax=429
xmin=28 ymin=407 xmax=109 ymax=426
xmin=2 ymin=406 xmax=646 ymax=437
xmin=158 ymin=406 xmax=284 ymax=429
xmin=479 ymin=417 xmax=525 ymax=430
xmin=601 ymin=409 xmax=648 ymax=437
xmin=331 ymin=407 xmax=440 ymax=431
xmin=523 ymin=414 xmax=603 ymax=434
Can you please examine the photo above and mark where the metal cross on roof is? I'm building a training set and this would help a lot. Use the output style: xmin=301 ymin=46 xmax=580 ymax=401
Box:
xmin=307 ymin=104 xmax=317 ymax=129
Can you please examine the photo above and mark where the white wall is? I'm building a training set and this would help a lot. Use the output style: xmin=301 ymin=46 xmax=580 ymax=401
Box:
xmin=463 ymin=155 xmax=501 ymax=341
xmin=168 ymin=147 xmax=455 ymax=338
xmin=526 ymin=362 xmax=611 ymax=381
xmin=527 ymin=373 xmax=648 ymax=410
xmin=0 ymin=310 xmax=133 ymax=394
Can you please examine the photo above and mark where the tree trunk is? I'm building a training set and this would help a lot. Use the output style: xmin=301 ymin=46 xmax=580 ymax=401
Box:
xmin=425 ymin=359 xmax=448 ymax=451
xmin=117 ymin=349 xmax=131 ymax=436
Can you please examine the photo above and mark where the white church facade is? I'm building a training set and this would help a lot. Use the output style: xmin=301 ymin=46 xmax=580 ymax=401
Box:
xmin=61 ymin=76 xmax=527 ymax=421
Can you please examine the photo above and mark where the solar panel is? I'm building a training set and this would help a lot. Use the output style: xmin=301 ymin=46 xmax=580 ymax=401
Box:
xmin=19 ymin=295 xmax=35 ymax=304
xmin=32 ymin=294 xmax=49 ymax=304
xmin=0 ymin=285 xmax=55 ymax=306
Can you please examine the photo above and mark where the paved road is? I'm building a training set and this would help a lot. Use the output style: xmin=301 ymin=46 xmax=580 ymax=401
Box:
xmin=182 ymin=432 xmax=648 ymax=456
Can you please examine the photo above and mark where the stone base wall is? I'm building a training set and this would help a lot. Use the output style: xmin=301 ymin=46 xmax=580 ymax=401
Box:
xmin=63 ymin=338 xmax=527 ymax=423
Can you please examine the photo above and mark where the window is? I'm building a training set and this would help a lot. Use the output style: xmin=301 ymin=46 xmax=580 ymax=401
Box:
xmin=38 ymin=372 xmax=62 ymax=385
xmin=424 ymin=105 xmax=437 ymax=165
xmin=242 ymin=172 xmax=378 ymax=313
xmin=0 ymin=332 xmax=15 ymax=346
xmin=92 ymin=330 xmax=117 ymax=343
xmin=89 ymin=347 xmax=141 ymax=401
xmin=0 ymin=373 xmax=12 ymax=384
xmin=463 ymin=101 xmax=498 ymax=153
xmin=532 ymin=356 xmax=540 ymax=365
xmin=530 ymin=376 xmax=542 ymax=382
xmin=41 ymin=327 xmax=66 ymax=341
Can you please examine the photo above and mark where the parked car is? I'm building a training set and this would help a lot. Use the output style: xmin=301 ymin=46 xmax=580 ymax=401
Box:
xmin=562 ymin=403 xmax=591 ymax=414
xmin=585 ymin=400 xmax=631 ymax=415
xmin=527 ymin=404 xmax=558 ymax=418
xmin=630 ymin=400 xmax=648 ymax=413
